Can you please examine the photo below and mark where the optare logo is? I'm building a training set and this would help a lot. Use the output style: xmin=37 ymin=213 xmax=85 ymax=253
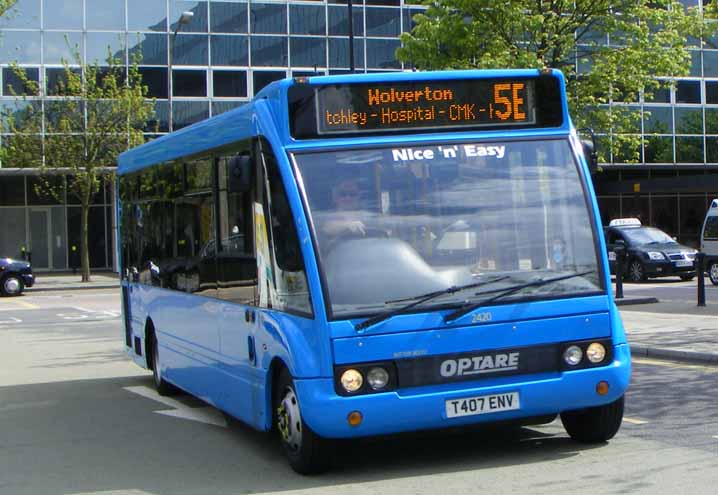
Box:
xmin=440 ymin=352 xmax=520 ymax=378
xmin=472 ymin=312 xmax=492 ymax=324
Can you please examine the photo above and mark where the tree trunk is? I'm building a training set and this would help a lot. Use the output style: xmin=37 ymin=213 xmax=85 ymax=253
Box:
xmin=81 ymin=202 xmax=91 ymax=282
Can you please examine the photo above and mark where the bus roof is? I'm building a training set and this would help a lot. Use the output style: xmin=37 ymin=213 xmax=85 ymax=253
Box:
xmin=118 ymin=69 xmax=570 ymax=175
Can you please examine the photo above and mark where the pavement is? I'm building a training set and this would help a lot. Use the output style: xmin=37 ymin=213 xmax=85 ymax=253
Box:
xmin=19 ymin=271 xmax=718 ymax=366
xmin=25 ymin=271 xmax=120 ymax=292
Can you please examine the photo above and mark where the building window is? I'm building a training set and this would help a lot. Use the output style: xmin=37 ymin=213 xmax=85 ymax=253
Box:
xmin=253 ymin=71 xmax=285 ymax=95
xmin=676 ymin=80 xmax=701 ymax=104
xmin=213 ymin=70 xmax=247 ymax=97
xmin=211 ymin=2 xmax=248 ymax=33
xmin=138 ymin=67 xmax=168 ymax=99
xmin=290 ymin=37 xmax=326 ymax=68
xmin=2 ymin=67 xmax=39 ymax=96
xmin=173 ymin=70 xmax=207 ymax=97
xmin=250 ymin=3 xmax=287 ymax=34
xmin=211 ymin=35 xmax=249 ymax=66
xmin=250 ymin=36 xmax=288 ymax=66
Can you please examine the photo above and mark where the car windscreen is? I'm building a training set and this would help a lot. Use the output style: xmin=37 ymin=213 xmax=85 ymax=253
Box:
xmin=292 ymin=138 xmax=602 ymax=318
xmin=622 ymin=227 xmax=675 ymax=245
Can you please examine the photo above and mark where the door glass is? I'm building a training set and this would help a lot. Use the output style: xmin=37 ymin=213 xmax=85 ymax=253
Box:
xmin=29 ymin=209 xmax=49 ymax=268
xmin=0 ymin=208 xmax=27 ymax=259
xmin=51 ymin=207 xmax=67 ymax=269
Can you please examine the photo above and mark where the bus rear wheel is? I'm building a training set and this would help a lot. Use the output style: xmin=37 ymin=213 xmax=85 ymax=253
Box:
xmin=274 ymin=369 xmax=331 ymax=474
xmin=560 ymin=395 xmax=624 ymax=443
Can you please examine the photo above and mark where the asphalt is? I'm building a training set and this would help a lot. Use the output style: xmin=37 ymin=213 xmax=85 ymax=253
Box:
xmin=21 ymin=272 xmax=718 ymax=366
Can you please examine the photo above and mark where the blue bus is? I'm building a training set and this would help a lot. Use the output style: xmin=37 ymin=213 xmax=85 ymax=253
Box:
xmin=118 ymin=69 xmax=630 ymax=474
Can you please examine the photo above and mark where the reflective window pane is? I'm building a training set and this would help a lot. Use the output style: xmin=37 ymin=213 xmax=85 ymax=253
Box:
xmin=128 ymin=33 xmax=168 ymax=65
xmin=365 ymin=7 xmax=400 ymax=37
xmin=328 ymin=5 xmax=364 ymax=36
xmin=146 ymin=100 xmax=169 ymax=132
xmin=211 ymin=1 xmax=248 ymax=33
xmin=213 ymin=70 xmax=247 ymax=97
xmin=0 ymin=0 xmax=41 ymax=28
xmin=706 ymin=137 xmax=718 ymax=162
xmin=675 ymin=136 xmax=703 ymax=163
xmin=644 ymin=87 xmax=670 ymax=103
xmin=170 ymin=1 xmax=208 ymax=33
xmin=212 ymin=100 xmax=244 ymax=116
xmin=704 ymin=51 xmax=718 ymax=77
xmin=689 ymin=50 xmax=701 ymax=77
xmin=252 ymin=70 xmax=285 ymax=95
xmin=0 ymin=176 xmax=25 ymax=206
xmin=290 ymin=4 xmax=325 ymax=35
xmin=402 ymin=8 xmax=422 ymax=32
xmin=138 ymin=67 xmax=168 ymax=98
xmin=290 ymin=37 xmax=326 ymax=67
xmin=644 ymin=136 xmax=673 ymax=163
xmin=250 ymin=36 xmax=288 ymax=66
xmin=366 ymin=38 xmax=400 ymax=69
xmin=2 ymin=67 xmax=39 ymax=96
xmin=173 ymin=100 xmax=210 ymax=129
xmin=173 ymin=70 xmax=207 ymax=96
xmin=127 ymin=0 xmax=168 ymax=31
xmin=43 ymin=0 xmax=82 ymax=30
xmin=44 ymin=32 xmax=83 ymax=64
xmin=172 ymin=34 xmax=209 ymax=65
xmin=46 ymin=68 xmax=81 ymax=95
xmin=86 ymin=32 xmax=127 ymax=65
xmin=707 ymin=81 xmax=718 ymax=104
xmin=211 ymin=35 xmax=249 ymax=66
xmin=705 ymin=108 xmax=718 ymax=134
xmin=0 ymin=31 xmax=41 ymax=63
xmin=251 ymin=3 xmax=287 ymax=34
xmin=676 ymin=80 xmax=701 ymax=104
xmin=675 ymin=107 xmax=703 ymax=134
xmin=328 ymin=37 xmax=364 ymax=69
xmin=643 ymin=106 xmax=673 ymax=134
xmin=650 ymin=196 xmax=679 ymax=236
xmin=86 ymin=0 xmax=126 ymax=30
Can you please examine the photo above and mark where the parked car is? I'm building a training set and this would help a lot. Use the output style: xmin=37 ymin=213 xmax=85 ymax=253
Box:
xmin=700 ymin=198 xmax=718 ymax=285
xmin=604 ymin=218 xmax=697 ymax=282
xmin=0 ymin=257 xmax=34 ymax=296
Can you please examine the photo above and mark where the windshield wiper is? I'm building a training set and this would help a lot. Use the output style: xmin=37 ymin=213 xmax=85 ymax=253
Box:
xmin=354 ymin=276 xmax=510 ymax=332
xmin=443 ymin=270 xmax=596 ymax=324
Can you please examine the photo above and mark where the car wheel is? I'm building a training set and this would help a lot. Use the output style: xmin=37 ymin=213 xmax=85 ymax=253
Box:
xmin=274 ymin=368 xmax=331 ymax=474
xmin=709 ymin=262 xmax=718 ymax=286
xmin=561 ymin=396 xmax=624 ymax=443
xmin=626 ymin=260 xmax=646 ymax=282
xmin=150 ymin=334 xmax=177 ymax=396
xmin=1 ymin=275 xmax=24 ymax=296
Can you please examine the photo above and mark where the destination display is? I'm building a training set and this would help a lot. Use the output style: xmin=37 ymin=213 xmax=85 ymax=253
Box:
xmin=288 ymin=76 xmax=564 ymax=138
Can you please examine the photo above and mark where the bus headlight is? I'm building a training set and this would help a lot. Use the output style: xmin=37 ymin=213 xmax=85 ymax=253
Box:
xmin=367 ymin=367 xmax=390 ymax=390
xmin=563 ymin=345 xmax=583 ymax=366
xmin=340 ymin=369 xmax=363 ymax=393
xmin=586 ymin=342 xmax=607 ymax=363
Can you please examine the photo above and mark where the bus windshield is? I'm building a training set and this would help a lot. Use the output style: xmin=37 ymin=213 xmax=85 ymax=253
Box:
xmin=293 ymin=138 xmax=602 ymax=317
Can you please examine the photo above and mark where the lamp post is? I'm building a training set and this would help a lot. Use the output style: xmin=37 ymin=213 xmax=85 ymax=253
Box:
xmin=168 ymin=11 xmax=194 ymax=132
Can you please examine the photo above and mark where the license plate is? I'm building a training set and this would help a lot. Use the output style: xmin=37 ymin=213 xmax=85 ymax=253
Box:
xmin=445 ymin=392 xmax=520 ymax=418
xmin=675 ymin=260 xmax=692 ymax=267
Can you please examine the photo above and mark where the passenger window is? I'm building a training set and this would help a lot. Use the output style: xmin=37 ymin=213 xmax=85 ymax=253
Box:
xmin=704 ymin=217 xmax=718 ymax=240
xmin=216 ymin=152 xmax=258 ymax=304
xmin=257 ymin=138 xmax=312 ymax=316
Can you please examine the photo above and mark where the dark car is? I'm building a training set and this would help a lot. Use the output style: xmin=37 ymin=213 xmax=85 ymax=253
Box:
xmin=604 ymin=219 xmax=697 ymax=282
xmin=0 ymin=257 xmax=34 ymax=296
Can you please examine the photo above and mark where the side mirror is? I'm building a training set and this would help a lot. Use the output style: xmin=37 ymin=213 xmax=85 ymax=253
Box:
xmin=228 ymin=154 xmax=253 ymax=193
xmin=579 ymin=128 xmax=599 ymax=175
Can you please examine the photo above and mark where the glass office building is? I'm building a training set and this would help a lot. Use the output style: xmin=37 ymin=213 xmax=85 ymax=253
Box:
xmin=1 ymin=0 xmax=717 ymax=272
xmin=0 ymin=0 xmax=422 ymax=270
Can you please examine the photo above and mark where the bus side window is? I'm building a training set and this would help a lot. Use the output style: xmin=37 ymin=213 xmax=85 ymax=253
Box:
xmin=216 ymin=151 xmax=258 ymax=305
xmin=257 ymin=138 xmax=312 ymax=316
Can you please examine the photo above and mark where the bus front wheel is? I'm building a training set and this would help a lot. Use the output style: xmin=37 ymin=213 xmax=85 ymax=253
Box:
xmin=560 ymin=395 xmax=624 ymax=443
xmin=274 ymin=369 xmax=331 ymax=474
xmin=150 ymin=333 xmax=177 ymax=396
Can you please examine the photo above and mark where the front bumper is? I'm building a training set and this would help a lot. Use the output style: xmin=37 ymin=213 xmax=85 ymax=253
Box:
xmin=22 ymin=273 xmax=35 ymax=287
xmin=643 ymin=260 xmax=694 ymax=277
xmin=296 ymin=343 xmax=631 ymax=439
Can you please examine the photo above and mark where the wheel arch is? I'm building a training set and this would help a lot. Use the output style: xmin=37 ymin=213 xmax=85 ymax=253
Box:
xmin=264 ymin=357 xmax=291 ymax=431
xmin=144 ymin=317 xmax=156 ymax=370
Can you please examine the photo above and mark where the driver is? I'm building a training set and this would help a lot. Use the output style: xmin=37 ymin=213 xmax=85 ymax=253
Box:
xmin=321 ymin=177 xmax=367 ymax=238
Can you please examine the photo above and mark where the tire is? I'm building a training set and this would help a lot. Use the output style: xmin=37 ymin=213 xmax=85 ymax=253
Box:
xmin=709 ymin=262 xmax=718 ymax=286
xmin=626 ymin=260 xmax=646 ymax=282
xmin=0 ymin=275 xmax=24 ymax=296
xmin=274 ymin=368 xmax=331 ymax=474
xmin=150 ymin=334 xmax=177 ymax=396
xmin=561 ymin=395 xmax=624 ymax=443
xmin=679 ymin=275 xmax=694 ymax=281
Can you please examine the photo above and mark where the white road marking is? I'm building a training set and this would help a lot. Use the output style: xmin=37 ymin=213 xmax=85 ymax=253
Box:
xmin=0 ymin=317 xmax=22 ymax=324
xmin=623 ymin=416 xmax=649 ymax=425
xmin=123 ymin=386 xmax=227 ymax=428
xmin=0 ymin=400 xmax=58 ymax=412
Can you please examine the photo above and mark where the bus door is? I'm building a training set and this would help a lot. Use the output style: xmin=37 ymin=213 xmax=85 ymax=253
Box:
xmin=216 ymin=151 xmax=261 ymax=421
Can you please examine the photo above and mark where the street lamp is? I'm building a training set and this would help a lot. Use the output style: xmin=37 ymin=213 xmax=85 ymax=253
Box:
xmin=168 ymin=11 xmax=194 ymax=132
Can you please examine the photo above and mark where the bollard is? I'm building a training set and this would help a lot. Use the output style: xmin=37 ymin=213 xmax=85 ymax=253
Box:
xmin=696 ymin=252 xmax=706 ymax=307
xmin=614 ymin=244 xmax=625 ymax=299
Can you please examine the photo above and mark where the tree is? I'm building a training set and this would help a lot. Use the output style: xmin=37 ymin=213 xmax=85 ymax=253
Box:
xmin=1 ymin=51 xmax=154 ymax=281
xmin=0 ymin=1 xmax=17 ymax=17
xmin=398 ymin=1 xmax=717 ymax=162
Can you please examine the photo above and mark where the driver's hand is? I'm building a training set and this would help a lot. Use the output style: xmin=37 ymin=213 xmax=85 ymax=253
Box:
xmin=346 ymin=220 xmax=366 ymax=235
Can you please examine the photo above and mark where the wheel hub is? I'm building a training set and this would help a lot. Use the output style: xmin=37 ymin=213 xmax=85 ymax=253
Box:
xmin=277 ymin=388 xmax=302 ymax=452
xmin=4 ymin=278 xmax=20 ymax=294
xmin=711 ymin=264 xmax=718 ymax=281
